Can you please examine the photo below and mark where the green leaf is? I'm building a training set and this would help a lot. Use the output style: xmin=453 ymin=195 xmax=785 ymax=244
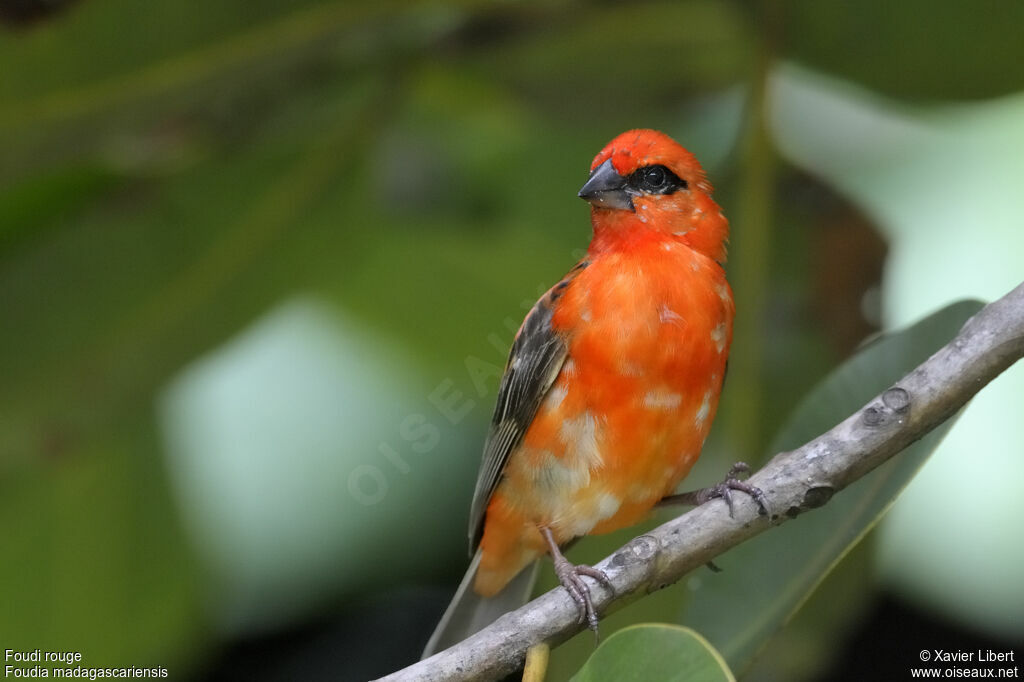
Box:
xmin=0 ymin=423 xmax=204 ymax=669
xmin=570 ymin=624 xmax=734 ymax=682
xmin=0 ymin=165 xmax=122 ymax=259
xmin=479 ymin=0 xmax=752 ymax=114
xmin=780 ymin=1 xmax=1024 ymax=100
xmin=678 ymin=299 xmax=985 ymax=673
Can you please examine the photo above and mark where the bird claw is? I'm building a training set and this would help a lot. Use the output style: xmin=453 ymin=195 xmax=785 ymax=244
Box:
xmin=552 ymin=556 xmax=611 ymax=636
xmin=659 ymin=461 xmax=770 ymax=518
xmin=539 ymin=526 xmax=614 ymax=640
xmin=697 ymin=462 xmax=770 ymax=518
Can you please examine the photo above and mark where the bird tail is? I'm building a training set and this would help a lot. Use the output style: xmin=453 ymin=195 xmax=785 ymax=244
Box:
xmin=422 ymin=550 xmax=539 ymax=659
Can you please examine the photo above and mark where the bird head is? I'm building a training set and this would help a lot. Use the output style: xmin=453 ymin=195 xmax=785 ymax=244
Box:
xmin=578 ymin=129 xmax=728 ymax=264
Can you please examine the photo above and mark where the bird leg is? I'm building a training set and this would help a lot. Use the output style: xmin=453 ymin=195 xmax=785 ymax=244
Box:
xmin=658 ymin=462 xmax=770 ymax=518
xmin=539 ymin=526 xmax=612 ymax=637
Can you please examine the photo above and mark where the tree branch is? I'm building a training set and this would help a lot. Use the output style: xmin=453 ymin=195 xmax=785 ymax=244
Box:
xmin=377 ymin=280 xmax=1024 ymax=682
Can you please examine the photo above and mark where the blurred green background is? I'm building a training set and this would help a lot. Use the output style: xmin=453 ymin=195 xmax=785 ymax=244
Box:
xmin=2 ymin=1 xmax=1023 ymax=680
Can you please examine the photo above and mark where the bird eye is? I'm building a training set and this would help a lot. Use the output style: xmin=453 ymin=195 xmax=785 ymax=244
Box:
xmin=629 ymin=164 xmax=687 ymax=195
xmin=643 ymin=166 xmax=666 ymax=189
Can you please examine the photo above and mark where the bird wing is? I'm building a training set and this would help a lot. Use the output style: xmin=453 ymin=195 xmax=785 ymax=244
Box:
xmin=466 ymin=263 xmax=587 ymax=551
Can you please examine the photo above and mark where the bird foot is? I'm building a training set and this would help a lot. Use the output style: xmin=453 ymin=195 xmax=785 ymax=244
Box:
xmin=540 ymin=526 xmax=612 ymax=639
xmin=553 ymin=556 xmax=611 ymax=635
xmin=659 ymin=462 xmax=770 ymax=518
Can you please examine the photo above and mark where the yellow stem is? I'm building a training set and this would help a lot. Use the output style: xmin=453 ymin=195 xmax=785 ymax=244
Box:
xmin=522 ymin=643 xmax=551 ymax=682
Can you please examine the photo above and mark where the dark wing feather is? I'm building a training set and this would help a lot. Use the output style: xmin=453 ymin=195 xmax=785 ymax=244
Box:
xmin=466 ymin=265 xmax=587 ymax=552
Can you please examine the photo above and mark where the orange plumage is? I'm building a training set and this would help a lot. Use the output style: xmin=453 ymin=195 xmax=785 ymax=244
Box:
xmin=472 ymin=129 xmax=733 ymax=597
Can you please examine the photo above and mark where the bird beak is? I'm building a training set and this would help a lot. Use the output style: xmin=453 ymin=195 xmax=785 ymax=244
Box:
xmin=578 ymin=158 xmax=633 ymax=211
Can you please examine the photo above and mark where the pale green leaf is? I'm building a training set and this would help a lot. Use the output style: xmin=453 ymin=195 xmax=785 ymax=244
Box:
xmin=570 ymin=624 xmax=734 ymax=682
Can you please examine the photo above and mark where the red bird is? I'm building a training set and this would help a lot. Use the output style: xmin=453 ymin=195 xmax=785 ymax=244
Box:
xmin=424 ymin=129 xmax=760 ymax=656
